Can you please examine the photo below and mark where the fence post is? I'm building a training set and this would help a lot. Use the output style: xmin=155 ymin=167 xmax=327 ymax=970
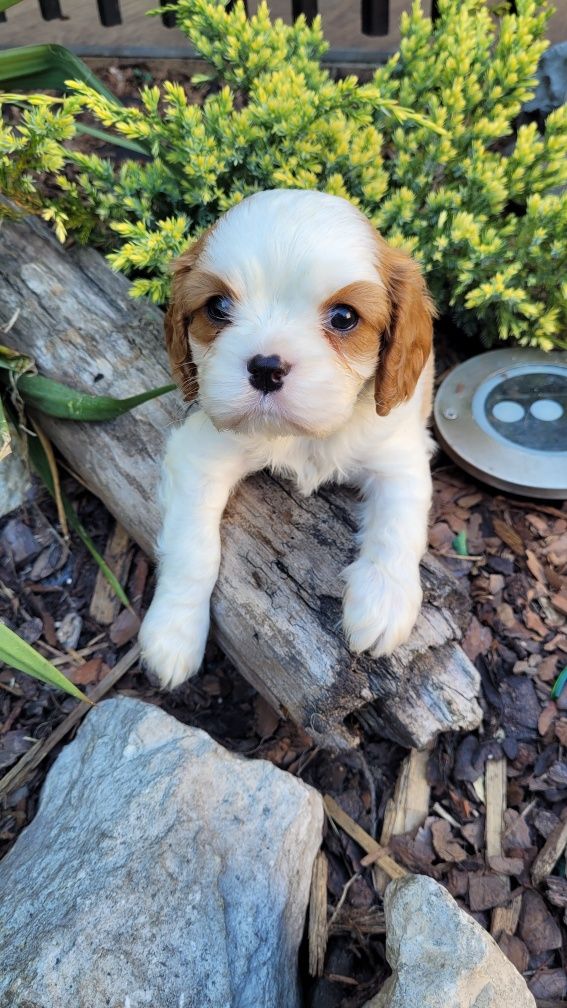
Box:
xmin=38 ymin=0 xmax=63 ymax=20
xmin=361 ymin=0 xmax=389 ymax=36
xmin=291 ymin=0 xmax=318 ymax=23
xmin=96 ymin=0 xmax=122 ymax=28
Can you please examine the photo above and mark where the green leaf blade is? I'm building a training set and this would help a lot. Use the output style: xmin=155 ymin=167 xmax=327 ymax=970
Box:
xmin=0 ymin=398 xmax=11 ymax=461
xmin=551 ymin=666 xmax=567 ymax=701
xmin=14 ymin=373 xmax=175 ymax=421
xmin=0 ymin=623 xmax=89 ymax=702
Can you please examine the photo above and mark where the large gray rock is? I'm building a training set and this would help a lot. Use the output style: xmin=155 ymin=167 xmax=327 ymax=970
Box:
xmin=365 ymin=875 xmax=535 ymax=1008
xmin=0 ymin=697 xmax=324 ymax=1008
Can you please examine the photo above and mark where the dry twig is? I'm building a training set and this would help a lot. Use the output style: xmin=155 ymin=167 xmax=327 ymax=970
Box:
xmin=324 ymin=795 xmax=408 ymax=883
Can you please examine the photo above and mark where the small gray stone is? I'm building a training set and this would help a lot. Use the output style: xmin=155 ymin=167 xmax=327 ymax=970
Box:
xmin=55 ymin=610 xmax=82 ymax=650
xmin=0 ymin=697 xmax=324 ymax=1008
xmin=0 ymin=446 xmax=31 ymax=520
xmin=364 ymin=875 xmax=535 ymax=1008
xmin=0 ymin=517 xmax=39 ymax=566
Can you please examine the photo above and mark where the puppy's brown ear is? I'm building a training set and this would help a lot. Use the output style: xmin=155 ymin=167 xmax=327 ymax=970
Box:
xmin=164 ymin=231 xmax=211 ymax=403
xmin=164 ymin=302 xmax=198 ymax=403
xmin=374 ymin=245 xmax=434 ymax=417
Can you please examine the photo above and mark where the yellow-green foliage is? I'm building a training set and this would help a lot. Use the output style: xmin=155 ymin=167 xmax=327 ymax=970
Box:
xmin=1 ymin=0 xmax=566 ymax=349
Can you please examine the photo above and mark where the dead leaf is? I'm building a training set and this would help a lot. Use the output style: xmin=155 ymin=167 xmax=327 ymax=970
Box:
xmin=0 ymin=730 xmax=34 ymax=769
xmin=495 ymin=602 xmax=517 ymax=629
xmin=457 ymin=492 xmax=483 ymax=509
xmin=525 ymin=514 xmax=549 ymax=536
xmin=538 ymin=701 xmax=558 ymax=737
xmin=430 ymin=819 xmax=467 ymax=862
xmin=461 ymin=817 xmax=485 ymax=852
xmin=545 ymin=876 xmax=567 ymax=909
xmin=551 ymin=592 xmax=567 ymax=617
xmin=29 ymin=540 xmax=68 ymax=581
xmin=468 ymin=873 xmax=511 ymax=911
xmin=462 ymin=616 xmax=492 ymax=662
xmin=446 ymin=867 xmax=468 ymax=897
xmin=519 ymin=891 xmax=562 ymax=953
xmin=489 ymin=574 xmax=505 ymax=594
xmin=492 ymin=518 xmax=525 ymax=556
xmin=526 ymin=549 xmax=547 ymax=585
xmin=534 ymin=810 xmax=561 ymax=838
xmin=109 ymin=608 xmax=141 ymax=646
xmin=523 ymin=608 xmax=549 ymax=638
xmin=428 ymin=522 xmax=454 ymax=551
xmin=548 ymin=760 xmax=567 ymax=786
xmin=487 ymin=855 xmax=524 ymax=876
xmin=544 ymin=633 xmax=567 ymax=652
xmin=498 ymin=933 xmax=529 ymax=974
xmin=555 ymin=718 xmax=567 ymax=745
xmin=528 ymin=969 xmax=567 ymax=1001
xmin=17 ymin=617 xmax=43 ymax=645
xmin=0 ymin=518 xmax=42 ymax=566
xmin=537 ymin=655 xmax=561 ymax=683
xmin=254 ymin=695 xmax=280 ymax=738
xmin=71 ymin=657 xmax=103 ymax=686
xmin=503 ymin=810 xmax=533 ymax=851
xmin=546 ymin=565 xmax=564 ymax=591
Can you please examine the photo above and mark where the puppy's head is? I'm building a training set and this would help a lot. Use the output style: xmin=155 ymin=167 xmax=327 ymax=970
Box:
xmin=166 ymin=190 xmax=433 ymax=437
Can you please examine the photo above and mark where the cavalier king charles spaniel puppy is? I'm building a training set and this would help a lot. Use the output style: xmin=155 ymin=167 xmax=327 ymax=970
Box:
xmin=139 ymin=189 xmax=435 ymax=689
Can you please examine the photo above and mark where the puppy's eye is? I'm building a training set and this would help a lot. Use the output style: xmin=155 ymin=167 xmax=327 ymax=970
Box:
xmin=206 ymin=295 xmax=233 ymax=325
xmin=328 ymin=304 xmax=359 ymax=332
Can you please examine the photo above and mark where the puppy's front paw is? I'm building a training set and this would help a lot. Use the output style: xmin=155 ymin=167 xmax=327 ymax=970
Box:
xmin=139 ymin=597 xmax=210 ymax=690
xmin=342 ymin=557 xmax=422 ymax=657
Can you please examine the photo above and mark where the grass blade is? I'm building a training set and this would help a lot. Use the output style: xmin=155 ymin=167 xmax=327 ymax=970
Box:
xmin=76 ymin=123 xmax=148 ymax=156
xmin=14 ymin=373 xmax=175 ymax=421
xmin=0 ymin=623 xmax=89 ymax=701
xmin=551 ymin=666 xmax=567 ymax=701
xmin=27 ymin=435 xmax=131 ymax=609
xmin=0 ymin=397 xmax=11 ymax=461
xmin=29 ymin=416 xmax=68 ymax=539
xmin=0 ymin=44 xmax=120 ymax=103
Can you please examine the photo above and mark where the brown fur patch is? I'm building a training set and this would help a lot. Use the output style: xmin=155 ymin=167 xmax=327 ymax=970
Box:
xmin=181 ymin=272 xmax=236 ymax=348
xmin=320 ymin=282 xmax=389 ymax=367
xmin=373 ymin=235 xmax=435 ymax=417
xmin=165 ymin=225 xmax=235 ymax=402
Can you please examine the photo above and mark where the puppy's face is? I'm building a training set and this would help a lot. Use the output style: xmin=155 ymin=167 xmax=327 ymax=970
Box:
xmin=166 ymin=190 xmax=433 ymax=437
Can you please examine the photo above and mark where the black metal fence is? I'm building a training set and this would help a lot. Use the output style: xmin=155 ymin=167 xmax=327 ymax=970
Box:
xmin=0 ymin=0 xmax=443 ymax=37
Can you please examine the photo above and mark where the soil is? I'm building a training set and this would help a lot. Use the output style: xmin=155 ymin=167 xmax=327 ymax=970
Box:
xmin=1 ymin=59 xmax=566 ymax=1008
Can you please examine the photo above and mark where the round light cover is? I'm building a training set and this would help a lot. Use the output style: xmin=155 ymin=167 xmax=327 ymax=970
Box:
xmin=434 ymin=348 xmax=567 ymax=499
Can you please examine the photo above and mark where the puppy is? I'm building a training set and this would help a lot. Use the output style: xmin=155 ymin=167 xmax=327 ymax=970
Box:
xmin=139 ymin=189 xmax=435 ymax=689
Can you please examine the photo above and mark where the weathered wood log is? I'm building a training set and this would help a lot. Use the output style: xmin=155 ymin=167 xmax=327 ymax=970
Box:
xmin=0 ymin=216 xmax=482 ymax=748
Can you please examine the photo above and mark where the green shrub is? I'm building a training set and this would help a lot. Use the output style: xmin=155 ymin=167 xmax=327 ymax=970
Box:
xmin=1 ymin=0 xmax=566 ymax=350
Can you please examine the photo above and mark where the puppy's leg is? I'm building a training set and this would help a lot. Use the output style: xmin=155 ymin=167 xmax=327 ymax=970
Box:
xmin=342 ymin=438 xmax=432 ymax=657
xmin=139 ymin=411 xmax=253 ymax=689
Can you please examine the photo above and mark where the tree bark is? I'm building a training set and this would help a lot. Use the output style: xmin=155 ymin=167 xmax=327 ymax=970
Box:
xmin=0 ymin=217 xmax=482 ymax=748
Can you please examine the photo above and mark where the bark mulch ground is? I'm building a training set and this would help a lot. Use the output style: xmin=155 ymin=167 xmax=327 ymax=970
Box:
xmin=1 ymin=439 xmax=566 ymax=1008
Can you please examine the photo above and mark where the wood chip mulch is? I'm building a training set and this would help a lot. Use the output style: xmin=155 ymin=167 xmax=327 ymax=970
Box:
xmin=1 ymin=454 xmax=565 ymax=1008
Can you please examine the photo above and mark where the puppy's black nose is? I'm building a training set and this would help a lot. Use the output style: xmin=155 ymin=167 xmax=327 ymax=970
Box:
xmin=247 ymin=354 xmax=291 ymax=394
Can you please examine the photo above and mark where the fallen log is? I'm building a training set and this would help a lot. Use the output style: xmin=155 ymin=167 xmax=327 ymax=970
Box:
xmin=0 ymin=216 xmax=482 ymax=748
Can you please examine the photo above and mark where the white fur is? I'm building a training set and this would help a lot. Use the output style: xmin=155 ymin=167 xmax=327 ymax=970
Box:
xmin=139 ymin=190 xmax=433 ymax=689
